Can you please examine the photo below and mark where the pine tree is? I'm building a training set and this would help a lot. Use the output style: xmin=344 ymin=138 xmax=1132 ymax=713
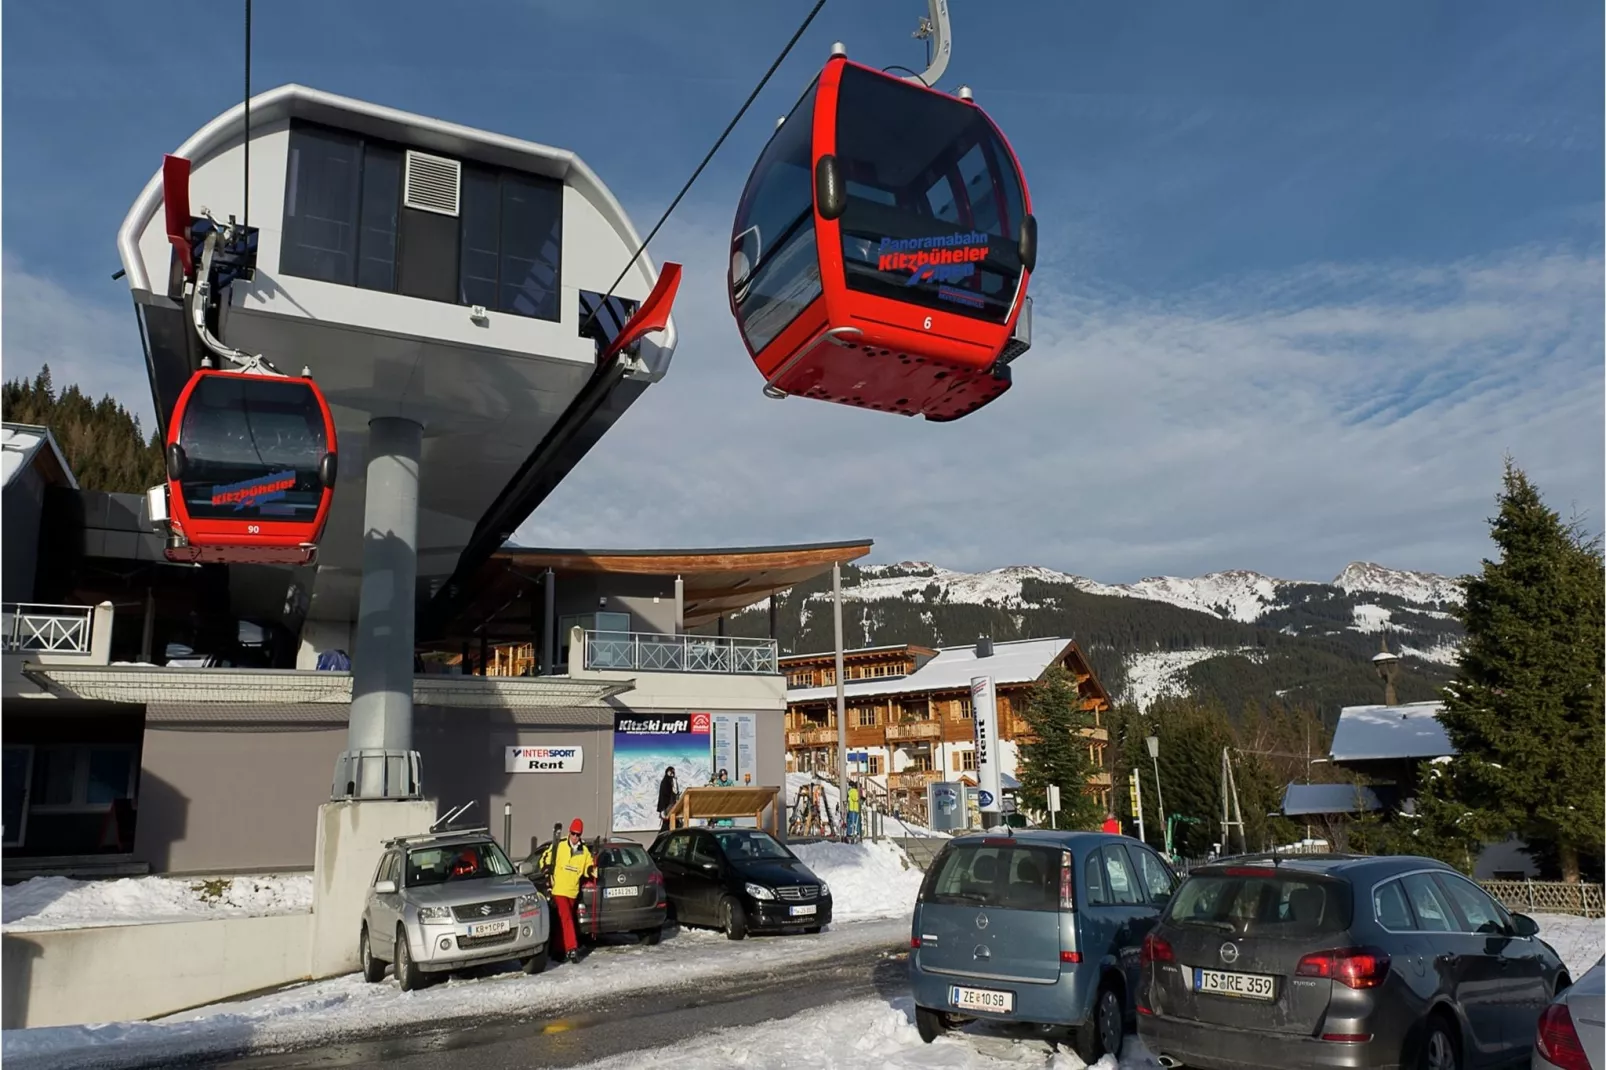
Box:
xmin=1015 ymin=666 xmax=1103 ymax=830
xmin=1421 ymin=461 xmax=1605 ymax=882
xmin=1 ymin=366 xmax=163 ymax=493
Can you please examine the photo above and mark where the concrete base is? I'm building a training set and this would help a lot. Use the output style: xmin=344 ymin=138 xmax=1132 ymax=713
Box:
xmin=307 ymin=799 xmax=435 ymax=979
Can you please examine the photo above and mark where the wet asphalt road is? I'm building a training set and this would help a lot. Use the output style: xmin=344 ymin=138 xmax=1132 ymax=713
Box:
xmin=186 ymin=942 xmax=910 ymax=1070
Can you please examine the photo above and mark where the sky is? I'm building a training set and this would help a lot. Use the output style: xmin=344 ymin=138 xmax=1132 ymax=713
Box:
xmin=3 ymin=1 xmax=1601 ymax=585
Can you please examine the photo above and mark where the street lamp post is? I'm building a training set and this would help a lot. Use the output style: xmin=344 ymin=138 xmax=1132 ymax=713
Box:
xmin=1145 ymin=734 xmax=1167 ymax=857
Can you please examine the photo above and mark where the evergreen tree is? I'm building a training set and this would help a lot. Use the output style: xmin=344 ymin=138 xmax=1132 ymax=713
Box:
xmin=1 ymin=365 xmax=164 ymax=493
xmin=1420 ymin=461 xmax=1605 ymax=882
xmin=1015 ymin=667 xmax=1102 ymax=829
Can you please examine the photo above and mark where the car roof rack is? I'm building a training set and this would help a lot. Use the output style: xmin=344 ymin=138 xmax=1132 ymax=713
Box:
xmin=384 ymin=826 xmax=494 ymax=848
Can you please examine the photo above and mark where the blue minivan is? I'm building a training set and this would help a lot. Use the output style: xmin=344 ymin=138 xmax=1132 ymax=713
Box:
xmin=909 ymin=829 xmax=1180 ymax=1062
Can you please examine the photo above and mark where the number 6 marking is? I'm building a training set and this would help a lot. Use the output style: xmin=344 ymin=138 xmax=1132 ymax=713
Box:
xmin=923 ymin=316 xmax=933 ymax=330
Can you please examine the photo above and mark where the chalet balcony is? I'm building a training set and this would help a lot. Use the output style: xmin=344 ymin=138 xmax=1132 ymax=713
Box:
xmin=580 ymin=629 xmax=778 ymax=675
xmin=786 ymin=726 xmax=839 ymax=748
xmin=889 ymin=769 xmax=941 ymax=792
xmin=884 ymin=721 xmax=942 ymax=743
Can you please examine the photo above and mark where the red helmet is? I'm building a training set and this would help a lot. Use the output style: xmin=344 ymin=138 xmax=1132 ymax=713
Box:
xmin=569 ymin=818 xmax=584 ymax=836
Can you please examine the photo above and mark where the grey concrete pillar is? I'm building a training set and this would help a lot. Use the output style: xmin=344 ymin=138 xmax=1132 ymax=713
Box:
xmin=333 ymin=417 xmax=424 ymax=800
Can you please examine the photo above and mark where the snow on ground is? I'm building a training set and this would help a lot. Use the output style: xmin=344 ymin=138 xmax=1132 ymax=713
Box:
xmin=2 ymin=916 xmax=913 ymax=1070
xmin=1533 ymin=913 xmax=1606 ymax=978
xmin=790 ymin=838 xmax=927 ymax=922
xmin=1120 ymin=648 xmax=1260 ymax=710
xmin=1398 ymin=640 xmax=1461 ymax=666
xmin=1350 ymin=604 xmax=1392 ymax=632
xmin=2 ymin=874 xmax=313 ymax=932
xmin=569 ymin=995 xmax=1159 ymax=1070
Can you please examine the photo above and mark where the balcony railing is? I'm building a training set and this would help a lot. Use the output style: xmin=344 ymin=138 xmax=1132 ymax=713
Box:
xmin=787 ymin=727 xmax=839 ymax=748
xmin=889 ymin=769 xmax=942 ymax=792
xmin=885 ymin=721 xmax=942 ymax=742
xmin=4 ymin=603 xmax=94 ymax=654
xmin=581 ymin=630 xmax=778 ymax=675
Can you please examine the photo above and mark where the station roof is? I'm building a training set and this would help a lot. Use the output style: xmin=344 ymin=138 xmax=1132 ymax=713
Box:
xmin=1328 ymin=701 xmax=1454 ymax=763
xmin=1280 ymin=782 xmax=1388 ymax=816
xmin=2 ymin=423 xmax=76 ymax=491
xmin=453 ymin=539 xmax=874 ymax=635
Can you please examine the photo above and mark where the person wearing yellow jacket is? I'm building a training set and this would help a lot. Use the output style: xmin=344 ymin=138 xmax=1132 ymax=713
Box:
xmin=539 ymin=818 xmax=596 ymax=963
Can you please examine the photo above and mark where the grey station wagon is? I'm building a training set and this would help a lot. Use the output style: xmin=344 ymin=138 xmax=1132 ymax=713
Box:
xmin=909 ymin=829 xmax=1180 ymax=1063
xmin=1138 ymin=853 xmax=1569 ymax=1070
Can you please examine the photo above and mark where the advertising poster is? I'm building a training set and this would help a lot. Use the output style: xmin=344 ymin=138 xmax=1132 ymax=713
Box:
xmin=970 ymin=675 xmax=1003 ymax=815
xmin=711 ymin=713 xmax=757 ymax=783
xmin=612 ymin=712 xmax=711 ymax=832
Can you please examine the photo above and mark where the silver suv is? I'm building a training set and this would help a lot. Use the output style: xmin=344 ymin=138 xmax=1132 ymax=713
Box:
xmin=359 ymin=830 xmax=549 ymax=990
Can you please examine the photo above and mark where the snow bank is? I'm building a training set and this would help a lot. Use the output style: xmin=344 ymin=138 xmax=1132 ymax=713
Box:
xmin=789 ymin=839 xmax=925 ymax=922
xmin=2 ymin=874 xmax=313 ymax=932
xmin=568 ymin=995 xmax=1161 ymax=1069
xmin=1533 ymin=913 xmax=1606 ymax=977
xmin=1 ymin=918 xmax=910 ymax=1070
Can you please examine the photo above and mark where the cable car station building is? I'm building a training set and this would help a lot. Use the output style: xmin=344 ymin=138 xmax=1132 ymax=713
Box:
xmin=1 ymin=83 xmax=872 ymax=920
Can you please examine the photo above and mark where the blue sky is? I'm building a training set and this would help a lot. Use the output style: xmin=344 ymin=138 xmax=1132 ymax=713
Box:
xmin=4 ymin=1 xmax=1601 ymax=583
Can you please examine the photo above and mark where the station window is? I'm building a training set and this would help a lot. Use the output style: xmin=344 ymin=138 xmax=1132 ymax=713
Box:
xmin=281 ymin=122 xmax=562 ymax=322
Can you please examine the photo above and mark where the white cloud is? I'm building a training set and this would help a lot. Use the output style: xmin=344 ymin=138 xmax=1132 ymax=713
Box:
xmin=517 ymin=221 xmax=1603 ymax=583
xmin=2 ymin=254 xmax=156 ymax=430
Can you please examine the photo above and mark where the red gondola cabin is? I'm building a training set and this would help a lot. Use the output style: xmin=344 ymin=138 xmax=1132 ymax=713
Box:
xmin=163 ymin=370 xmax=338 ymax=565
xmin=729 ymin=54 xmax=1036 ymax=422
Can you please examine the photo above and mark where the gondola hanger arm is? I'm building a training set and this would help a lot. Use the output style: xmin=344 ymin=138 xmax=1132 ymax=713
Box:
xmin=189 ymin=229 xmax=285 ymax=378
xmin=904 ymin=0 xmax=951 ymax=88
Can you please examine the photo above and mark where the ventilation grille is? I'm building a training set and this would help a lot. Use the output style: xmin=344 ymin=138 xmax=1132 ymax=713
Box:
xmin=404 ymin=151 xmax=461 ymax=216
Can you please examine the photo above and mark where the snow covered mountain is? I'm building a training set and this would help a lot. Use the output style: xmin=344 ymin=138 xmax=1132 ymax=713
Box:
xmin=738 ymin=559 xmax=1465 ymax=718
xmin=828 ymin=559 xmax=1462 ymax=626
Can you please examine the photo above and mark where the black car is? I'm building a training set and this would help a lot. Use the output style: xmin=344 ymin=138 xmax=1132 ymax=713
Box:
xmin=522 ymin=839 xmax=667 ymax=946
xmin=1138 ymin=853 xmax=1570 ymax=1070
xmin=648 ymin=827 xmax=832 ymax=939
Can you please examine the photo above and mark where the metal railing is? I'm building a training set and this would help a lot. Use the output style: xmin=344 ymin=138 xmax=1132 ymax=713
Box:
xmin=582 ymin=630 xmax=779 ymax=675
xmin=3 ymin=603 xmax=94 ymax=654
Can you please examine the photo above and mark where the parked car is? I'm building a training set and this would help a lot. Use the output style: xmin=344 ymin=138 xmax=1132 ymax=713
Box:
xmin=359 ymin=830 xmax=549 ymax=991
xmin=1534 ymin=955 xmax=1603 ymax=1070
xmin=647 ymin=826 xmax=831 ymax=939
xmin=1138 ymin=853 xmax=1570 ymax=1070
xmin=521 ymin=838 xmax=668 ymax=946
xmin=908 ymin=829 xmax=1181 ymax=1063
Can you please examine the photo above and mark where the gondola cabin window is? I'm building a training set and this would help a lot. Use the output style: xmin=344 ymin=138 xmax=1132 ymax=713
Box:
xmin=730 ymin=80 xmax=821 ymax=353
xmin=832 ymin=64 xmax=1025 ymax=325
xmin=177 ymin=376 xmax=327 ymax=523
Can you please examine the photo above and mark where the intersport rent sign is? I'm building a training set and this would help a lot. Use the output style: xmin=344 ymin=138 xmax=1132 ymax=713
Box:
xmin=504 ymin=746 xmax=584 ymax=773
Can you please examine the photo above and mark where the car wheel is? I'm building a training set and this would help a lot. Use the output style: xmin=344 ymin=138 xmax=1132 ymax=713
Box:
xmin=915 ymin=1005 xmax=946 ymax=1044
xmin=395 ymin=925 xmax=423 ymax=992
xmin=1073 ymin=984 xmax=1123 ymax=1063
xmin=639 ymin=927 xmax=663 ymax=946
xmin=520 ymin=944 xmax=548 ymax=974
xmin=359 ymin=925 xmax=386 ymax=983
xmin=1417 ymin=1015 xmax=1460 ymax=1070
xmin=721 ymin=897 xmax=748 ymax=941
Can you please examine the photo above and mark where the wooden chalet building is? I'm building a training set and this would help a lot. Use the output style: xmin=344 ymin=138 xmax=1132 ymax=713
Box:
xmin=782 ymin=637 xmax=1114 ymax=815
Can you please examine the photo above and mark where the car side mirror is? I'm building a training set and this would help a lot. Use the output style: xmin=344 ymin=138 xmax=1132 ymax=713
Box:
xmin=700 ymin=861 xmax=718 ymax=872
xmin=374 ymin=879 xmax=397 ymax=895
xmin=517 ymin=860 xmax=536 ymax=877
xmin=1510 ymin=912 xmax=1539 ymax=938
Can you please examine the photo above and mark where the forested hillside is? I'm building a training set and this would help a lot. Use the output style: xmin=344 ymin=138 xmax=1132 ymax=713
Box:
xmin=2 ymin=365 xmax=162 ymax=493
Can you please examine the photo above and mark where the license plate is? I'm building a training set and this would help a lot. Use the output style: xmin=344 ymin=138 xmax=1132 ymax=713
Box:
xmin=1193 ymin=967 xmax=1275 ymax=1000
xmin=789 ymin=904 xmax=817 ymax=916
xmin=604 ymin=885 xmax=638 ymax=899
xmin=466 ymin=919 xmax=510 ymax=938
xmin=951 ymin=985 xmax=1014 ymax=1013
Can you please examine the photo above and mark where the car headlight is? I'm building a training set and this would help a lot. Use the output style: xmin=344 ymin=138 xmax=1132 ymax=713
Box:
xmin=819 ymin=882 xmax=830 ymax=898
xmin=417 ymin=905 xmax=452 ymax=922
xmin=517 ymin=893 xmax=541 ymax=911
xmin=745 ymin=882 xmax=776 ymax=901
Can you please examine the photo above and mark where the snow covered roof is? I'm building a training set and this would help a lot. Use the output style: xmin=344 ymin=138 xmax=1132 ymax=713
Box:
xmin=1 ymin=422 xmax=76 ymax=490
xmin=1280 ymin=782 xmax=1385 ymax=816
xmin=1329 ymin=701 xmax=1454 ymax=763
xmin=787 ymin=637 xmax=1075 ymax=702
